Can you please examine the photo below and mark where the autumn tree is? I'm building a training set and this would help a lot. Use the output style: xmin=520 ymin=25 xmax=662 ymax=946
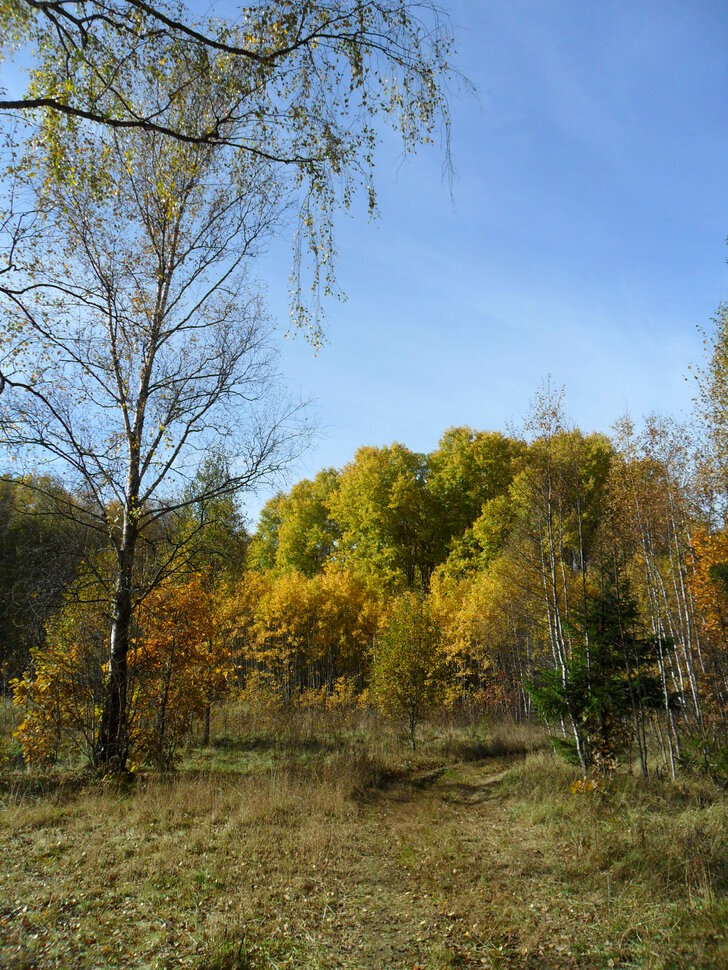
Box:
xmin=249 ymin=468 xmax=341 ymax=576
xmin=427 ymin=427 xmax=524 ymax=564
xmin=13 ymin=573 xmax=227 ymax=768
xmin=13 ymin=573 xmax=111 ymax=765
xmin=223 ymin=565 xmax=382 ymax=704
xmin=687 ymin=527 xmax=728 ymax=732
xmin=697 ymin=303 xmax=728 ymax=513
xmin=372 ymin=591 xmax=444 ymax=749
xmin=0 ymin=57 xmax=301 ymax=771
xmin=133 ymin=576 xmax=226 ymax=770
xmin=606 ymin=414 xmax=709 ymax=775
xmin=430 ymin=556 xmax=537 ymax=719
xmin=487 ymin=385 xmax=614 ymax=768
xmin=328 ymin=444 xmax=434 ymax=587
xmin=247 ymin=493 xmax=287 ymax=573
xmin=252 ymin=432 xmax=525 ymax=587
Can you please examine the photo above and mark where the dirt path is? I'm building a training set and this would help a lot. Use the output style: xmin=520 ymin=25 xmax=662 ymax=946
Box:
xmin=292 ymin=760 xmax=526 ymax=969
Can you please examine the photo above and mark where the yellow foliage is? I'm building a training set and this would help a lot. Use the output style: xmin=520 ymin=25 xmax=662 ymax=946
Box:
xmin=219 ymin=566 xmax=383 ymax=707
xmin=132 ymin=575 xmax=229 ymax=768
xmin=13 ymin=575 xmax=230 ymax=769
xmin=570 ymin=777 xmax=600 ymax=796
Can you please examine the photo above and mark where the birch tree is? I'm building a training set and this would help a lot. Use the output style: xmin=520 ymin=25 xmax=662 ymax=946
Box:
xmin=0 ymin=63 xmax=301 ymax=770
xmin=0 ymin=0 xmax=455 ymax=337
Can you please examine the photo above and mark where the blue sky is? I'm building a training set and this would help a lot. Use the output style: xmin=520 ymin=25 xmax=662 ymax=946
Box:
xmin=2 ymin=1 xmax=727 ymax=521
xmin=245 ymin=0 xmax=728 ymax=521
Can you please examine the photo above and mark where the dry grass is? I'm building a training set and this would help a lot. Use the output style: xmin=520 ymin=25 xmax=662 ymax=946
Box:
xmin=1 ymin=712 xmax=727 ymax=969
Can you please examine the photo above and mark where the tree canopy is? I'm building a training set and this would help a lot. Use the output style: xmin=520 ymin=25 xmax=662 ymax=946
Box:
xmin=0 ymin=0 xmax=456 ymax=336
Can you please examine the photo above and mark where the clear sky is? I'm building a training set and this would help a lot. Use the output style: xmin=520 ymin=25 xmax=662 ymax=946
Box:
xmin=244 ymin=0 xmax=728 ymax=521
xmin=4 ymin=1 xmax=727 ymax=521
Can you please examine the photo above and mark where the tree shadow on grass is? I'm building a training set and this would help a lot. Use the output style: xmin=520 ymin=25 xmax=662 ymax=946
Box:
xmin=444 ymin=736 xmax=543 ymax=762
xmin=211 ymin=733 xmax=341 ymax=755
xmin=0 ymin=766 xmax=101 ymax=805
xmin=438 ymin=776 xmax=506 ymax=806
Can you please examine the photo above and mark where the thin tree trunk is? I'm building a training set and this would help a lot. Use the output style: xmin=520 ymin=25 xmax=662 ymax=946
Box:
xmin=96 ymin=522 xmax=137 ymax=771
xmin=202 ymin=636 xmax=213 ymax=746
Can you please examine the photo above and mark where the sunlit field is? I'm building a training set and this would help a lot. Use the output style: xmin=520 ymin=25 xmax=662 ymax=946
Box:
xmin=3 ymin=709 xmax=728 ymax=970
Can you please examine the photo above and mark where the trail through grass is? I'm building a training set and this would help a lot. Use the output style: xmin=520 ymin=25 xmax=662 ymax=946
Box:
xmin=1 ymin=722 xmax=727 ymax=968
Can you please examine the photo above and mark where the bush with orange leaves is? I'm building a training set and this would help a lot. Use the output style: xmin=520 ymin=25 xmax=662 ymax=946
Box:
xmin=13 ymin=575 xmax=231 ymax=770
xmin=131 ymin=576 xmax=230 ymax=770
xmin=12 ymin=591 xmax=108 ymax=766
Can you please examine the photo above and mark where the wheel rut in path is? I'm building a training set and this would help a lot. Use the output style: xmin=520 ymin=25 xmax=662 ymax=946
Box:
xmin=313 ymin=759 xmax=516 ymax=969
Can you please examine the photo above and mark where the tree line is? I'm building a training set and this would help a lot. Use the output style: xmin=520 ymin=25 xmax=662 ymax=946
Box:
xmin=232 ymin=385 xmax=728 ymax=773
xmin=10 ymin=340 xmax=728 ymax=773
xmin=2 ymin=0 xmax=727 ymax=779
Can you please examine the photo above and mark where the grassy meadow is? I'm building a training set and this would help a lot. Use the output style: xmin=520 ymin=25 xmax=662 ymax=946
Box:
xmin=1 ymin=711 xmax=728 ymax=970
